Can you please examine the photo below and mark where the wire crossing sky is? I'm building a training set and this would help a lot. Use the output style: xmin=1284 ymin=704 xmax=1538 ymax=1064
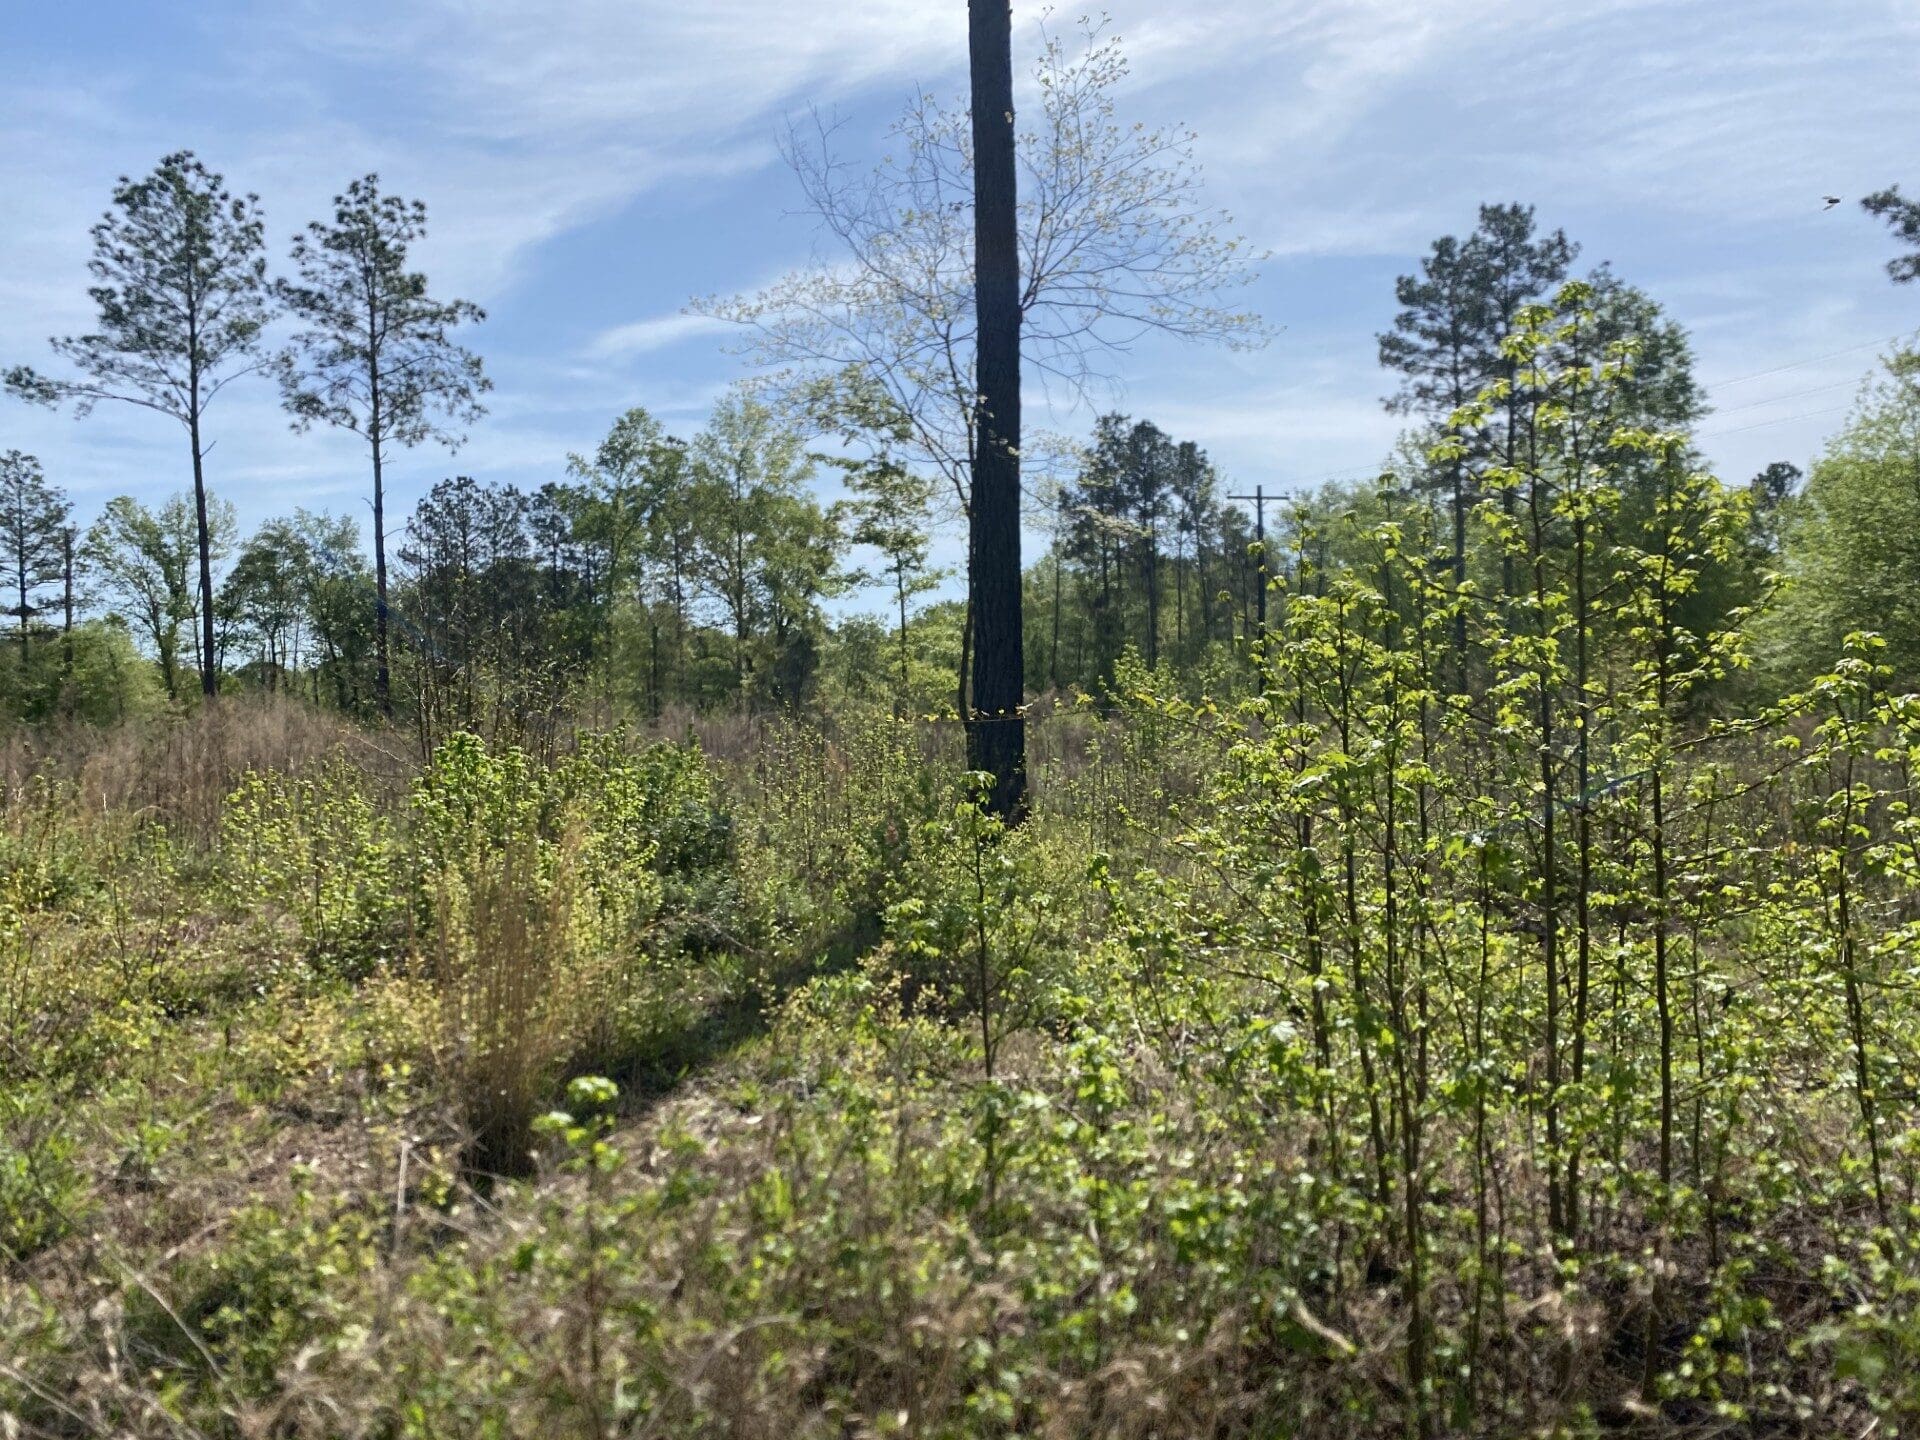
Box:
xmin=4 ymin=0 xmax=1917 ymax=557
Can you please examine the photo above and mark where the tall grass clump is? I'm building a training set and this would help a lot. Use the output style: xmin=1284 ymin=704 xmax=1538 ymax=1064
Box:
xmin=430 ymin=828 xmax=582 ymax=1176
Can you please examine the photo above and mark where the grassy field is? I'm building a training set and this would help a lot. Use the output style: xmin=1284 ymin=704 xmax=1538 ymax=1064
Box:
xmin=1 ymin=684 xmax=1917 ymax=1438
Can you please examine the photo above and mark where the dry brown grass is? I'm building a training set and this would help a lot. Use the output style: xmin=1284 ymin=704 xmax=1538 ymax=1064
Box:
xmin=0 ymin=696 xmax=408 ymax=845
xmin=427 ymin=830 xmax=615 ymax=1177
xmin=430 ymin=834 xmax=560 ymax=1177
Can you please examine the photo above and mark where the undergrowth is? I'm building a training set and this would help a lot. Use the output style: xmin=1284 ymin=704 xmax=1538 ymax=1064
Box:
xmin=6 ymin=554 xmax=1920 ymax=1437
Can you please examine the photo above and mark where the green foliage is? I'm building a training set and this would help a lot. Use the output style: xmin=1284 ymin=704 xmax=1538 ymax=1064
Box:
xmin=12 ymin=238 xmax=1920 ymax=1440
xmin=82 ymin=493 xmax=232 ymax=704
xmin=1765 ymin=350 xmax=1920 ymax=686
xmin=0 ymin=1090 xmax=86 ymax=1261
xmin=409 ymin=730 xmax=545 ymax=876
xmin=123 ymin=1166 xmax=383 ymax=1395
xmin=729 ymin=710 xmax=936 ymax=961
xmin=221 ymin=761 xmax=400 ymax=970
xmin=882 ymin=775 xmax=1075 ymax=1051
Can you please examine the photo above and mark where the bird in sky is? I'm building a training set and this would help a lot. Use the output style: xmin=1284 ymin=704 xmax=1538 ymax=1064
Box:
xmin=1824 ymin=195 xmax=1843 ymax=209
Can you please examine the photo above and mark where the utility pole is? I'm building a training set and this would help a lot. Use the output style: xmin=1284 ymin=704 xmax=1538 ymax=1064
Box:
xmin=1228 ymin=484 xmax=1270 ymax=634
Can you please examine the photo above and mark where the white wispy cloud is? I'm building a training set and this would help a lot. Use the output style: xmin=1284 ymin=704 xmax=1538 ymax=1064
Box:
xmin=584 ymin=312 xmax=734 ymax=361
xmin=4 ymin=0 xmax=1917 ymax=536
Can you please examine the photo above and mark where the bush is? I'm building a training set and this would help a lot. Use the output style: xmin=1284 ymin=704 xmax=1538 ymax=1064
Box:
xmin=221 ymin=761 xmax=400 ymax=971
xmin=0 ymin=1089 xmax=86 ymax=1261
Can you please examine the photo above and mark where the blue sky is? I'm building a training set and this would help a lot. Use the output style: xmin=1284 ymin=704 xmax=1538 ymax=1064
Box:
xmin=5 ymin=0 xmax=1918 ymax=595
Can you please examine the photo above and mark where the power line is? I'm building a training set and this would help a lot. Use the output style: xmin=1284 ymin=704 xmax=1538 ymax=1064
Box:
xmin=1698 ymin=403 xmax=1854 ymax=440
xmin=1700 ymin=332 xmax=1911 ymax=392
xmin=1706 ymin=375 xmax=1860 ymax=420
xmin=1261 ymin=462 xmax=1390 ymax=495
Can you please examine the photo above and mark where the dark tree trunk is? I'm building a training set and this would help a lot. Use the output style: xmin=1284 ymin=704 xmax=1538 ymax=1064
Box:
xmin=61 ymin=528 xmax=74 ymax=680
xmin=957 ymin=584 xmax=972 ymax=722
xmin=649 ymin=617 xmax=662 ymax=721
xmin=733 ymin=524 xmax=749 ymax=713
xmin=966 ymin=0 xmax=1026 ymax=822
xmin=1195 ymin=537 xmax=1212 ymax=644
xmin=1173 ymin=541 xmax=1186 ymax=657
xmin=1049 ymin=549 xmax=1062 ymax=691
xmin=1143 ymin=525 xmax=1159 ymax=668
xmin=371 ymin=380 xmax=393 ymax=718
xmin=189 ymin=403 xmax=217 ymax=699
xmin=898 ymin=572 xmax=912 ymax=703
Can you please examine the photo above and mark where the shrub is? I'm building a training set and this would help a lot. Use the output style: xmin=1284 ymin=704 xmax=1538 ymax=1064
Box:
xmin=220 ymin=761 xmax=400 ymax=970
xmin=0 ymin=1089 xmax=86 ymax=1261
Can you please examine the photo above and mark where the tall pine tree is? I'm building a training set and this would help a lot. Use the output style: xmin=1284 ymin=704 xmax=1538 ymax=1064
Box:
xmin=0 ymin=451 xmax=68 ymax=662
xmin=278 ymin=175 xmax=490 ymax=716
xmin=7 ymin=152 xmax=272 ymax=698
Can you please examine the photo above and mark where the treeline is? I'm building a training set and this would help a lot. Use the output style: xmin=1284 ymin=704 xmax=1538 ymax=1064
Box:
xmin=8 ymin=157 xmax=1920 ymax=736
xmin=3 ymin=395 xmax=876 ymax=738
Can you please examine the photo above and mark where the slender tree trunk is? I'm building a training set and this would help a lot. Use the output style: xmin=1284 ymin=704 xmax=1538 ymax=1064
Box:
xmin=156 ymin=600 xmax=179 ymax=702
xmin=957 ymin=587 xmax=973 ymax=722
xmin=1173 ymin=539 xmax=1186 ymax=658
xmin=1097 ymin=542 xmax=1113 ymax=677
xmin=1143 ymin=528 xmax=1159 ymax=669
xmin=1451 ymin=462 xmax=1468 ymax=689
xmin=1049 ymin=548 xmax=1062 ymax=691
xmin=1642 ymin=745 xmax=1673 ymax=1403
xmin=1501 ymin=381 xmax=1519 ymax=605
xmin=1567 ymin=505 xmax=1594 ymax=1241
xmin=1331 ymin=631 xmax=1392 ymax=1219
xmin=966 ymin=0 xmax=1026 ymax=822
xmin=1836 ymin=740 xmax=1885 ymax=1216
xmin=1521 ymin=436 xmax=1564 ymax=1239
xmin=898 ymin=571 xmax=912 ymax=703
xmin=1196 ymin=536 xmax=1212 ymax=644
xmin=733 ymin=523 xmax=749 ymax=713
xmin=649 ymin=617 xmax=662 ymax=721
xmin=189 ymin=401 xmax=218 ymax=700
xmin=672 ymin=544 xmax=689 ymax=701
xmin=371 ymin=382 xmax=393 ymax=718
xmin=61 ymin=529 xmax=74 ymax=682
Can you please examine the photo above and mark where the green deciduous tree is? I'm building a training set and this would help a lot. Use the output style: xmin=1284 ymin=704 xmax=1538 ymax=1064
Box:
xmin=222 ymin=519 xmax=318 ymax=691
xmin=843 ymin=457 xmax=944 ymax=706
xmin=83 ymin=494 xmax=206 ymax=703
xmin=562 ymin=406 xmax=695 ymax=710
xmin=812 ymin=372 xmax=947 ymax=708
xmin=1769 ymin=350 xmax=1920 ymax=683
xmin=291 ymin=509 xmax=380 ymax=714
xmin=688 ymin=392 xmax=841 ymax=711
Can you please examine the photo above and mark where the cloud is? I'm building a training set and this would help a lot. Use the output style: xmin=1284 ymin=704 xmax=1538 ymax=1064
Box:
xmin=584 ymin=312 xmax=733 ymax=362
xmin=5 ymin=0 xmax=1915 ymax=546
xmin=266 ymin=0 xmax=965 ymax=142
